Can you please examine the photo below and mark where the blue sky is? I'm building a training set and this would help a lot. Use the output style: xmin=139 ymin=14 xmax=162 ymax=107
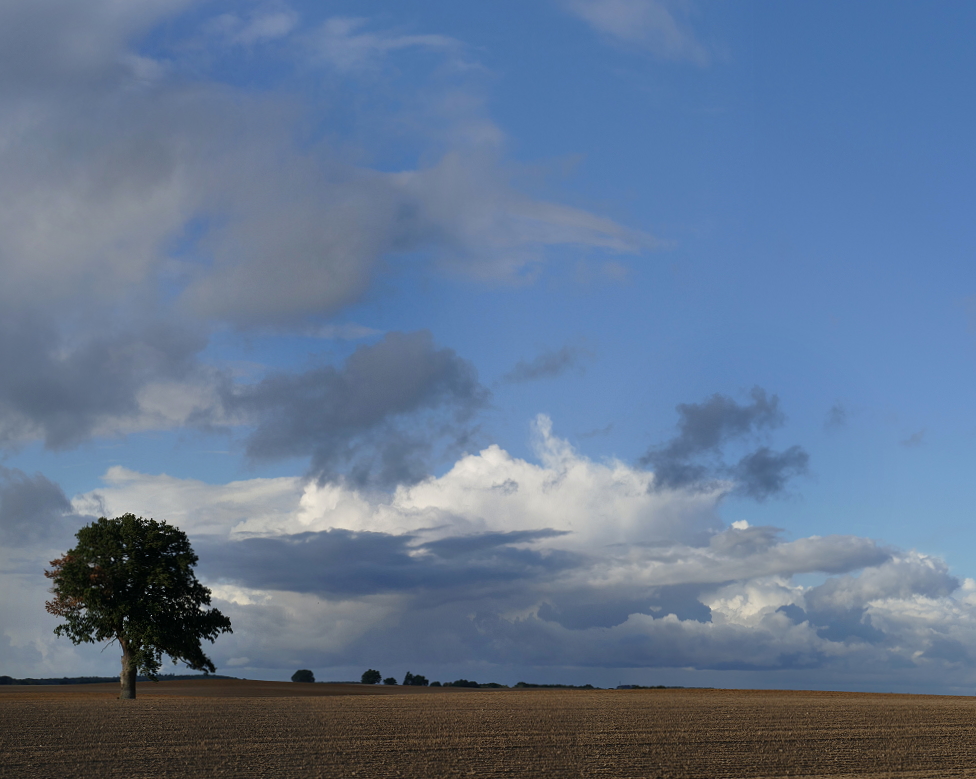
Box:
xmin=5 ymin=0 xmax=976 ymax=693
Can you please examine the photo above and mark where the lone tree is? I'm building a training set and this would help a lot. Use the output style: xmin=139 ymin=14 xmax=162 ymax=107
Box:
xmin=361 ymin=668 xmax=382 ymax=685
xmin=292 ymin=669 xmax=315 ymax=683
xmin=45 ymin=514 xmax=232 ymax=700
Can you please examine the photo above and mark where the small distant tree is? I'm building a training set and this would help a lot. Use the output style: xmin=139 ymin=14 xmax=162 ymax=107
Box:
xmin=430 ymin=681 xmax=441 ymax=687
xmin=0 ymin=676 xmax=14 ymax=685
xmin=44 ymin=514 xmax=232 ymax=700
xmin=403 ymin=671 xmax=429 ymax=686
xmin=291 ymin=669 xmax=315 ymax=683
xmin=383 ymin=677 xmax=397 ymax=685
xmin=361 ymin=669 xmax=382 ymax=685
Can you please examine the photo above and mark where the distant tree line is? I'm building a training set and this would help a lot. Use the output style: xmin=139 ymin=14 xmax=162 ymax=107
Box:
xmin=358 ymin=670 xmax=541 ymax=689
xmin=615 ymin=684 xmax=686 ymax=690
xmin=6 ymin=668 xmax=678 ymax=691
xmin=0 ymin=673 xmax=233 ymax=686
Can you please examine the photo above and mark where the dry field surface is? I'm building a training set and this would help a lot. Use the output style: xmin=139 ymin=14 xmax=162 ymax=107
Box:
xmin=4 ymin=681 xmax=976 ymax=778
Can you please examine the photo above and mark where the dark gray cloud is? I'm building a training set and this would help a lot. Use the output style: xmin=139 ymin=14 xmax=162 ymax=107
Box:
xmin=653 ymin=387 xmax=784 ymax=460
xmin=202 ymin=528 xmax=577 ymax=596
xmin=0 ymin=322 xmax=486 ymax=485
xmin=775 ymin=602 xmax=887 ymax=645
xmin=538 ymin=582 xmax=712 ymax=630
xmin=226 ymin=331 xmax=488 ymax=488
xmin=0 ymin=466 xmax=71 ymax=544
xmin=640 ymin=387 xmax=808 ymax=497
xmin=0 ymin=0 xmax=189 ymax=96
xmin=501 ymin=345 xmax=588 ymax=383
xmin=732 ymin=445 xmax=810 ymax=501
xmin=0 ymin=0 xmax=645 ymax=464
xmin=0 ymin=316 xmax=207 ymax=448
xmin=422 ymin=529 xmax=569 ymax=558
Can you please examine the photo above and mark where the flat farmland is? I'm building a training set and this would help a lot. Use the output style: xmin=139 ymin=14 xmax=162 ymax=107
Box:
xmin=4 ymin=682 xmax=976 ymax=778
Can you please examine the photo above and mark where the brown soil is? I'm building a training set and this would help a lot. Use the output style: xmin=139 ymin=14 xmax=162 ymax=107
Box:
xmin=4 ymin=682 xmax=976 ymax=778
xmin=0 ymin=678 xmax=459 ymax=698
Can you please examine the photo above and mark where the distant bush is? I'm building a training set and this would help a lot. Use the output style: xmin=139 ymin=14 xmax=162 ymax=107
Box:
xmin=479 ymin=682 xmax=508 ymax=688
xmin=430 ymin=681 xmax=441 ymax=687
xmin=514 ymin=682 xmax=595 ymax=689
xmin=291 ymin=669 xmax=315 ymax=683
xmin=383 ymin=677 xmax=397 ymax=685
xmin=361 ymin=669 xmax=382 ymax=685
xmin=0 ymin=676 xmax=13 ymax=685
xmin=446 ymin=679 xmax=480 ymax=688
xmin=403 ymin=671 xmax=429 ymax=686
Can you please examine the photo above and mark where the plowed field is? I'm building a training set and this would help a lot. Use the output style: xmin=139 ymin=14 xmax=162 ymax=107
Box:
xmin=3 ymin=681 xmax=976 ymax=778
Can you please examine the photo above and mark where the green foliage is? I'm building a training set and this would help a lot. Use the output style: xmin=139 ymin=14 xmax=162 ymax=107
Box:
xmin=45 ymin=513 xmax=232 ymax=680
xmin=383 ymin=677 xmax=397 ymax=685
xmin=429 ymin=681 xmax=441 ymax=687
xmin=291 ymin=669 xmax=315 ymax=683
xmin=361 ymin=668 xmax=382 ymax=685
xmin=402 ymin=671 xmax=429 ymax=686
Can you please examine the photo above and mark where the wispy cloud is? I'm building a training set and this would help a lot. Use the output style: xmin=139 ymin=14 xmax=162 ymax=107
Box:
xmin=562 ymin=0 xmax=709 ymax=65
xmin=302 ymin=323 xmax=382 ymax=340
xmin=502 ymin=345 xmax=590 ymax=383
xmin=309 ymin=17 xmax=462 ymax=72
xmin=901 ymin=429 xmax=926 ymax=448
xmin=824 ymin=401 xmax=847 ymax=431
xmin=209 ymin=9 xmax=299 ymax=46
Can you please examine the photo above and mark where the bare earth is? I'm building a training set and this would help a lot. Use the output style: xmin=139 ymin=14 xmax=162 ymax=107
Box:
xmin=4 ymin=680 xmax=976 ymax=778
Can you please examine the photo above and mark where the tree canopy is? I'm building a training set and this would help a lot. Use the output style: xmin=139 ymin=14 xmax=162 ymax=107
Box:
xmin=45 ymin=513 xmax=232 ymax=699
xmin=403 ymin=671 xmax=429 ymax=686
xmin=361 ymin=668 xmax=382 ymax=685
xmin=291 ymin=669 xmax=315 ymax=683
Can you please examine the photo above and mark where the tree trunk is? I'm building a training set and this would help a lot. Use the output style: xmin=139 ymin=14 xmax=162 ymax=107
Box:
xmin=119 ymin=643 xmax=137 ymax=700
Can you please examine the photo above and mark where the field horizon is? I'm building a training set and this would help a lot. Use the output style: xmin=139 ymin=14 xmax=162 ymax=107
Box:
xmin=2 ymin=676 xmax=971 ymax=699
xmin=6 ymin=681 xmax=976 ymax=777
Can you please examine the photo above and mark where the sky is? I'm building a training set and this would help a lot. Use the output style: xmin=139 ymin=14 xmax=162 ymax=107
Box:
xmin=4 ymin=0 xmax=976 ymax=694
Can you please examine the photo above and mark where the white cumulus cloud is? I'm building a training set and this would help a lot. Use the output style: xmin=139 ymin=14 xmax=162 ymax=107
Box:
xmin=16 ymin=415 xmax=967 ymax=692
